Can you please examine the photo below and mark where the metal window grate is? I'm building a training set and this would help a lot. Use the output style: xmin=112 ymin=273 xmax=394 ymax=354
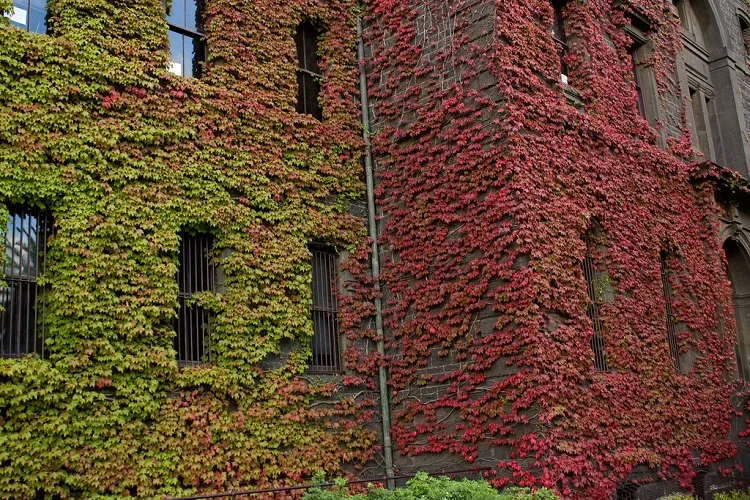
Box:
xmin=583 ymin=237 xmax=608 ymax=372
xmin=173 ymin=233 xmax=213 ymax=366
xmin=692 ymin=469 xmax=708 ymax=500
xmin=0 ymin=207 xmax=52 ymax=358
xmin=660 ymin=252 xmax=681 ymax=371
xmin=616 ymin=483 xmax=638 ymax=500
xmin=295 ymin=22 xmax=323 ymax=120
xmin=310 ymin=247 xmax=340 ymax=373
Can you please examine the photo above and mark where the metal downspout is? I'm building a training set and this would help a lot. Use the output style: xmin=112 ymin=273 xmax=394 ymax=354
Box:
xmin=356 ymin=12 xmax=395 ymax=490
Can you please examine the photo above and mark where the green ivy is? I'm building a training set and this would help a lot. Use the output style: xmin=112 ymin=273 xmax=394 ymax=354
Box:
xmin=0 ymin=0 xmax=377 ymax=497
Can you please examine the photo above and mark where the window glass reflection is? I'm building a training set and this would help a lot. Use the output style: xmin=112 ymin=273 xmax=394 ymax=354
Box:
xmin=11 ymin=0 xmax=46 ymax=34
xmin=167 ymin=0 xmax=186 ymax=27
xmin=166 ymin=0 xmax=203 ymax=78
xmin=168 ymin=30 xmax=184 ymax=76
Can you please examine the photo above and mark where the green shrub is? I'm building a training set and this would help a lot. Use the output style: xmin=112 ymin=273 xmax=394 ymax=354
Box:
xmin=303 ymin=472 xmax=558 ymax=500
xmin=714 ymin=489 xmax=750 ymax=500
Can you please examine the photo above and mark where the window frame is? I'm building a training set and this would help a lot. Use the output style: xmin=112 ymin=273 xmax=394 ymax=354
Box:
xmin=309 ymin=245 xmax=341 ymax=374
xmin=165 ymin=0 xmax=206 ymax=79
xmin=624 ymin=12 xmax=663 ymax=131
xmin=582 ymin=224 xmax=610 ymax=373
xmin=9 ymin=0 xmax=47 ymax=34
xmin=173 ymin=232 xmax=214 ymax=366
xmin=0 ymin=206 xmax=52 ymax=358
xmin=659 ymin=250 xmax=681 ymax=372
xmin=737 ymin=11 xmax=750 ymax=68
xmin=550 ymin=0 xmax=570 ymax=84
xmin=295 ymin=22 xmax=323 ymax=121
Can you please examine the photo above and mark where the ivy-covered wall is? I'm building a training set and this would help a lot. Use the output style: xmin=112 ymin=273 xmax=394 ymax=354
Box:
xmin=0 ymin=0 xmax=380 ymax=497
xmin=358 ymin=0 xmax=743 ymax=498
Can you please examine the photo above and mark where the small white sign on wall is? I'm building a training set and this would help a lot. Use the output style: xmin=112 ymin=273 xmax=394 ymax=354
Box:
xmin=10 ymin=7 xmax=28 ymax=26
xmin=169 ymin=61 xmax=182 ymax=76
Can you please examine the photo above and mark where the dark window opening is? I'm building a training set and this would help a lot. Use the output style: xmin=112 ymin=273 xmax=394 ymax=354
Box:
xmin=583 ymin=229 xmax=608 ymax=372
xmin=616 ymin=483 xmax=638 ymax=500
xmin=166 ymin=0 xmax=205 ymax=78
xmin=689 ymin=86 xmax=716 ymax=160
xmin=295 ymin=22 xmax=323 ymax=120
xmin=0 ymin=207 xmax=52 ymax=358
xmin=551 ymin=0 xmax=569 ymax=82
xmin=692 ymin=469 xmax=708 ymax=500
xmin=740 ymin=17 xmax=750 ymax=65
xmin=173 ymin=233 xmax=213 ymax=365
xmin=660 ymin=251 xmax=680 ymax=371
xmin=630 ymin=46 xmax=646 ymax=119
xmin=310 ymin=246 xmax=340 ymax=373
xmin=10 ymin=0 xmax=46 ymax=34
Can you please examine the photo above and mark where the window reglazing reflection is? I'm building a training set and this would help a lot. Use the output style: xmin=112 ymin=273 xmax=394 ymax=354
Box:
xmin=11 ymin=0 xmax=46 ymax=34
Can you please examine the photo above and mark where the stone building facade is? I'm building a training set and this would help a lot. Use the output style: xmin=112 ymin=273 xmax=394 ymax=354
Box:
xmin=4 ymin=0 xmax=750 ymax=499
xmin=363 ymin=0 xmax=750 ymax=498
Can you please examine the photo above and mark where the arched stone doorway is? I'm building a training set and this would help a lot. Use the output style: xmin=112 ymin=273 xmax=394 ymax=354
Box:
xmin=724 ymin=238 xmax=750 ymax=380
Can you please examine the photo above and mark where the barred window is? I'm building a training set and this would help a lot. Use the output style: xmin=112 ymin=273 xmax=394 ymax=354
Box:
xmin=310 ymin=247 xmax=340 ymax=373
xmin=167 ymin=0 xmax=205 ymax=78
xmin=660 ymin=251 xmax=680 ymax=371
xmin=173 ymin=233 xmax=213 ymax=365
xmin=583 ymin=230 xmax=608 ymax=372
xmin=1 ymin=207 xmax=52 ymax=357
xmin=551 ymin=0 xmax=569 ymax=83
xmin=295 ymin=22 xmax=323 ymax=120
xmin=10 ymin=0 xmax=46 ymax=34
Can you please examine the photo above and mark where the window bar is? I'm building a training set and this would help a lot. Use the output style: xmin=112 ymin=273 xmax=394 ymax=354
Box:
xmin=14 ymin=214 xmax=21 ymax=357
xmin=189 ymin=236 xmax=193 ymax=361
xmin=583 ymin=240 xmax=608 ymax=372
xmin=1 ymin=208 xmax=49 ymax=358
xmin=11 ymin=213 xmax=19 ymax=357
xmin=34 ymin=211 xmax=41 ymax=356
xmin=174 ymin=233 xmax=212 ymax=366
xmin=310 ymin=248 xmax=340 ymax=373
xmin=23 ymin=211 xmax=32 ymax=352
xmin=661 ymin=254 xmax=680 ymax=371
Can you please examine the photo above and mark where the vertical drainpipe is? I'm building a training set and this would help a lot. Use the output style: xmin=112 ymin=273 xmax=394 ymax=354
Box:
xmin=356 ymin=11 xmax=396 ymax=490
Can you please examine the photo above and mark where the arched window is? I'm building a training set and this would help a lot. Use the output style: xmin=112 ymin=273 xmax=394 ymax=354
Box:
xmin=166 ymin=0 xmax=206 ymax=78
xmin=295 ymin=22 xmax=323 ymax=120
xmin=10 ymin=0 xmax=46 ymax=34
xmin=582 ymin=223 xmax=609 ymax=372
xmin=739 ymin=16 xmax=750 ymax=65
xmin=724 ymin=239 xmax=750 ymax=380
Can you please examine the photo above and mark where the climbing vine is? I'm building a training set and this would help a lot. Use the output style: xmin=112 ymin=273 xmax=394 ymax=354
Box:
xmin=357 ymin=0 xmax=740 ymax=498
xmin=0 ymin=0 xmax=378 ymax=498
